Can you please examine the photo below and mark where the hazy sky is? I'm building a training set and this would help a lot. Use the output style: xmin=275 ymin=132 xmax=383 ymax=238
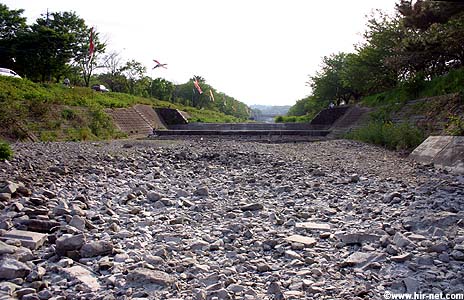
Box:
xmin=3 ymin=0 xmax=398 ymax=106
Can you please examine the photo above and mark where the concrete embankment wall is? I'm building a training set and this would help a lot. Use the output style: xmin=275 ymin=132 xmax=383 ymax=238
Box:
xmin=410 ymin=136 xmax=464 ymax=174
xmin=106 ymin=105 xmax=167 ymax=136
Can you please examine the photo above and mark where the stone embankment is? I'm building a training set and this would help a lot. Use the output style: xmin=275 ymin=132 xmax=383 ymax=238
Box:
xmin=0 ymin=140 xmax=463 ymax=299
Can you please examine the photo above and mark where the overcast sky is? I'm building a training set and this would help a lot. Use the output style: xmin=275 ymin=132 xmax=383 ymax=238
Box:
xmin=3 ymin=0 xmax=398 ymax=106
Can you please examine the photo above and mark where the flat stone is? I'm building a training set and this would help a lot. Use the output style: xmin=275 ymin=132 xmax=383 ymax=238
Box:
xmin=61 ymin=266 xmax=100 ymax=291
xmin=285 ymin=235 xmax=317 ymax=247
xmin=0 ymin=258 xmax=31 ymax=279
xmin=336 ymin=232 xmax=381 ymax=245
xmin=240 ymin=203 xmax=264 ymax=211
xmin=391 ymin=253 xmax=413 ymax=262
xmin=295 ymin=222 xmax=331 ymax=231
xmin=20 ymin=219 xmax=61 ymax=233
xmin=0 ymin=229 xmax=47 ymax=250
xmin=341 ymin=252 xmax=385 ymax=268
xmin=126 ymin=268 xmax=174 ymax=287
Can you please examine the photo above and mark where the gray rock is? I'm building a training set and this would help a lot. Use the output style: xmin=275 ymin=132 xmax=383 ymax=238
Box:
xmin=147 ymin=192 xmax=163 ymax=202
xmin=56 ymin=234 xmax=85 ymax=255
xmin=240 ymin=203 xmax=263 ymax=211
xmin=0 ymin=258 xmax=31 ymax=279
xmin=69 ymin=215 xmax=86 ymax=231
xmin=451 ymin=250 xmax=464 ymax=261
xmin=336 ymin=232 xmax=381 ymax=245
xmin=61 ymin=266 xmax=100 ymax=291
xmin=126 ymin=268 xmax=174 ymax=287
xmin=0 ymin=193 xmax=11 ymax=202
xmin=80 ymin=241 xmax=113 ymax=258
xmin=0 ymin=182 xmax=18 ymax=194
xmin=194 ymin=186 xmax=209 ymax=197
xmin=393 ymin=232 xmax=413 ymax=248
xmin=340 ymin=252 xmax=385 ymax=268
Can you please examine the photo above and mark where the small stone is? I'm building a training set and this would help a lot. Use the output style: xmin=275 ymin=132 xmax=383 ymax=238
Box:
xmin=194 ymin=186 xmax=209 ymax=197
xmin=147 ymin=192 xmax=163 ymax=202
xmin=0 ymin=241 xmax=17 ymax=255
xmin=0 ymin=193 xmax=11 ymax=202
xmin=451 ymin=250 xmax=464 ymax=261
xmin=256 ymin=262 xmax=271 ymax=273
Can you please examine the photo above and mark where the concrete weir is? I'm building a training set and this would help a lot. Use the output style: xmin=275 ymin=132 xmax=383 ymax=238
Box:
xmin=107 ymin=105 xmax=371 ymax=142
xmin=410 ymin=136 xmax=464 ymax=174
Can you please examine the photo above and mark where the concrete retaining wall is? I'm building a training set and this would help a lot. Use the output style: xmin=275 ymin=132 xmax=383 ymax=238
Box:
xmin=409 ymin=136 xmax=464 ymax=174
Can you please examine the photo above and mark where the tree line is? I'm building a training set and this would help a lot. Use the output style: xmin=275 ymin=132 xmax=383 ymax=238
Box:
xmin=288 ymin=0 xmax=464 ymax=117
xmin=0 ymin=4 xmax=250 ymax=119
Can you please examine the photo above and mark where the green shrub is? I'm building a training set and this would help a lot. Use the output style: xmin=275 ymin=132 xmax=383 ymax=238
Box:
xmin=61 ymin=108 xmax=77 ymax=120
xmin=274 ymin=115 xmax=312 ymax=123
xmin=275 ymin=116 xmax=284 ymax=123
xmin=446 ymin=115 xmax=464 ymax=136
xmin=40 ymin=131 xmax=58 ymax=142
xmin=346 ymin=121 xmax=425 ymax=151
xmin=0 ymin=140 xmax=13 ymax=160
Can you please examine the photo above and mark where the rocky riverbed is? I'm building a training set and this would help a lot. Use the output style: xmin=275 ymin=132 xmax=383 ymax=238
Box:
xmin=0 ymin=139 xmax=463 ymax=300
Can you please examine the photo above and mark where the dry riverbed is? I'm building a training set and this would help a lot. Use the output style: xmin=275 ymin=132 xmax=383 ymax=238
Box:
xmin=0 ymin=139 xmax=463 ymax=299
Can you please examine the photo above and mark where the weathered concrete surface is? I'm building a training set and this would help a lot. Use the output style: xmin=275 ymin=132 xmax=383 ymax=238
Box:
xmin=410 ymin=136 xmax=464 ymax=174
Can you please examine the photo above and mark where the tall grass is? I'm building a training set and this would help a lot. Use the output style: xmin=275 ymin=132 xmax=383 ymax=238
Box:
xmin=346 ymin=121 xmax=426 ymax=151
xmin=0 ymin=140 xmax=13 ymax=160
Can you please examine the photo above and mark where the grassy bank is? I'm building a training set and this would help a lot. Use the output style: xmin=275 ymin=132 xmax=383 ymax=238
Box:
xmin=0 ymin=77 xmax=244 ymax=141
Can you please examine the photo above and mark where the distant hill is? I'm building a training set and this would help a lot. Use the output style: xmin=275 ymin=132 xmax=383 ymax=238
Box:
xmin=250 ymin=105 xmax=291 ymax=116
xmin=249 ymin=105 xmax=291 ymax=122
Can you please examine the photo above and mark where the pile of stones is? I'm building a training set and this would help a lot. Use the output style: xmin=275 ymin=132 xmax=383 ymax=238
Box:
xmin=0 ymin=139 xmax=463 ymax=299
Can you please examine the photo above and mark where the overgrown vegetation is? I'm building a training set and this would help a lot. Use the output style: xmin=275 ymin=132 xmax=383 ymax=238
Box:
xmin=0 ymin=76 xmax=244 ymax=141
xmin=345 ymin=121 xmax=426 ymax=151
xmin=0 ymin=140 xmax=13 ymax=160
xmin=274 ymin=115 xmax=312 ymax=123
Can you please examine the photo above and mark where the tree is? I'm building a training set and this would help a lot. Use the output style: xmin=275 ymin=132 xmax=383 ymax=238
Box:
xmin=0 ymin=4 xmax=28 ymax=69
xmin=120 ymin=60 xmax=146 ymax=95
xmin=342 ymin=12 xmax=400 ymax=96
xmin=150 ymin=78 xmax=174 ymax=101
xmin=13 ymin=10 xmax=104 ymax=83
xmin=397 ymin=0 xmax=464 ymax=30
